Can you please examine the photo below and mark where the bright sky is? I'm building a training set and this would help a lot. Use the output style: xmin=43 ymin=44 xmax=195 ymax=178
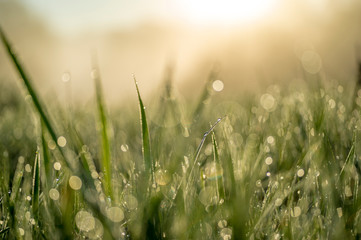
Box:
xmin=20 ymin=0 xmax=282 ymax=34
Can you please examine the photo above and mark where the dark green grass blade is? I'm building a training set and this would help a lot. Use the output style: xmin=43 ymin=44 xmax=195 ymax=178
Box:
xmin=41 ymin=121 xmax=52 ymax=186
xmin=32 ymin=150 xmax=40 ymax=220
xmin=92 ymin=61 xmax=112 ymax=198
xmin=134 ymin=77 xmax=154 ymax=183
xmin=0 ymin=227 xmax=10 ymax=236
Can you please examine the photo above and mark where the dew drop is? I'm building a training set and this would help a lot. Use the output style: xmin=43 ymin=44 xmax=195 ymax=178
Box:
xmin=49 ymin=188 xmax=60 ymax=201
xmin=53 ymin=162 xmax=61 ymax=171
xmin=291 ymin=206 xmax=301 ymax=217
xmin=106 ymin=207 xmax=124 ymax=222
xmin=275 ymin=198 xmax=283 ymax=207
xmin=265 ymin=157 xmax=273 ymax=165
xmin=123 ymin=194 xmax=138 ymax=210
xmin=297 ymin=169 xmax=305 ymax=177
xmin=267 ymin=136 xmax=275 ymax=145
xmin=69 ymin=176 xmax=82 ymax=190
xmin=212 ymin=80 xmax=224 ymax=92
xmin=121 ymin=144 xmax=129 ymax=152
xmin=220 ymin=228 xmax=232 ymax=240
xmin=57 ymin=136 xmax=67 ymax=148
xmin=75 ymin=211 xmax=95 ymax=232
xmin=48 ymin=140 xmax=56 ymax=150
xmin=25 ymin=164 xmax=32 ymax=173
xmin=19 ymin=228 xmax=24 ymax=236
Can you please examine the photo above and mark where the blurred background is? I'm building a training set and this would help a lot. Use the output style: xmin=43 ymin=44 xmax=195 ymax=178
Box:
xmin=0 ymin=0 xmax=361 ymax=103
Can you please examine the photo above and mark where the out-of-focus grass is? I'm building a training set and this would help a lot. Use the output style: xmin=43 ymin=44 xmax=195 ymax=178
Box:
xmin=1 ymin=27 xmax=361 ymax=239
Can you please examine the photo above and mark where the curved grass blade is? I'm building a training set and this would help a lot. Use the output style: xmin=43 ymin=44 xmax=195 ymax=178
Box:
xmin=92 ymin=57 xmax=112 ymax=198
xmin=186 ymin=117 xmax=223 ymax=189
xmin=212 ymin=131 xmax=225 ymax=201
xmin=134 ymin=76 xmax=154 ymax=184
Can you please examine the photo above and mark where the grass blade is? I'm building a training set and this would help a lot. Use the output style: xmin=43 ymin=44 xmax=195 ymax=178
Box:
xmin=32 ymin=149 xmax=40 ymax=220
xmin=92 ymin=58 xmax=112 ymax=198
xmin=185 ymin=117 xmax=223 ymax=191
xmin=41 ymin=121 xmax=52 ymax=187
xmin=212 ymin=131 xmax=225 ymax=201
xmin=134 ymin=76 xmax=154 ymax=184
xmin=0 ymin=227 xmax=10 ymax=236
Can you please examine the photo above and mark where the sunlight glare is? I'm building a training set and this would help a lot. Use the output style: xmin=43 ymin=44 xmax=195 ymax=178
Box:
xmin=178 ymin=0 xmax=278 ymax=25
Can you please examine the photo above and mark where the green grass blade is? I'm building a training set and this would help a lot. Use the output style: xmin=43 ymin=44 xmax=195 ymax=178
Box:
xmin=32 ymin=149 xmax=40 ymax=220
xmin=9 ymin=156 xmax=24 ymax=236
xmin=41 ymin=121 xmax=52 ymax=187
xmin=92 ymin=62 xmax=112 ymax=198
xmin=134 ymin=76 xmax=154 ymax=184
xmin=0 ymin=227 xmax=10 ymax=236
xmin=212 ymin=131 xmax=225 ymax=201
xmin=186 ymin=117 xmax=223 ymax=191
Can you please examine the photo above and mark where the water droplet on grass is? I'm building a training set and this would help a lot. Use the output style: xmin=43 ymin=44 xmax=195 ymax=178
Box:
xmin=25 ymin=164 xmax=31 ymax=173
xmin=49 ymin=188 xmax=60 ymax=200
xmin=75 ymin=211 xmax=95 ymax=232
xmin=275 ymin=198 xmax=283 ymax=207
xmin=218 ymin=220 xmax=227 ymax=228
xmin=267 ymin=136 xmax=275 ymax=145
xmin=106 ymin=207 xmax=124 ymax=222
xmin=213 ymin=80 xmax=224 ymax=92
xmin=220 ymin=228 xmax=232 ymax=240
xmin=19 ymin=228 xmax=24 ymax=236
xmin=155 ymin=169 xmax=171 ymax=186
xmin=69 ymin=176 xmax=82 ymax=190
xmin=121 ymin=144 xmax=129 ymax=152
xmin=291 ymin=206 xmax=301 ymax=217
xmin=48 ymin=140 xmax=56 ymax=150
xmin=53 ymin=162 xmax=61 ymax=171
xmin=57 ymin=136 xmax=67 ymax=147
xmin=204 ymin=162 xmax=223 ymax=180
xmin=297 ymin=169 xmax=305 ymax=177
xmin=265 ymin=157 xmax=273 ymax=165
xmin=123 ymin=194 xmax=138 ymax=210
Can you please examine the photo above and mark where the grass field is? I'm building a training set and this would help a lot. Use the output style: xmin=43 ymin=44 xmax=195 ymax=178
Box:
xmin=2 ymin=27 xmax=361 ymax=239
